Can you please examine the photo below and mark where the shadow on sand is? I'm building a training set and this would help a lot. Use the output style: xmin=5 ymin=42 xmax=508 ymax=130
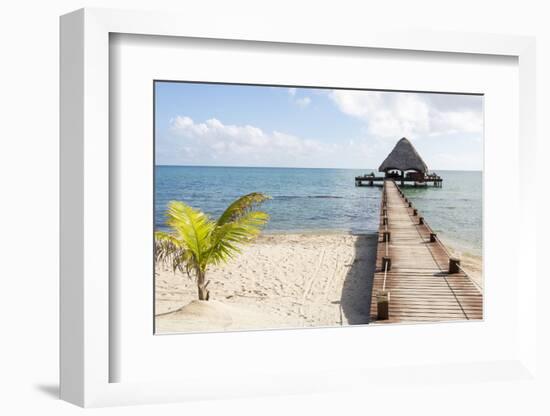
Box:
xmin=340 ymin=233 xmax=378 ymax=325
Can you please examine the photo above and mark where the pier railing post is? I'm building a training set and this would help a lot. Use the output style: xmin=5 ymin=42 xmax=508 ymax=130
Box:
xmin=408 ymin=201 xmax=412 ymax=207
xmin=419 ymin=216 xmax=424 ymax=225
xmin=413 ymin=208 xmax=418 ymax=216
xmin=382 ymin=256 xmax=392 ymax=271
xmin=383 ymin=231 xmax=391 ymax=242
xmin=382 ymin=216 xmax=388 ymax=225
xmin=430 ymin=232 xmax=437 ymax=242
xmin=449 ymin=258 xmax=461 ymax=274
xmin=376 ymin=290 xmax=390 ymax=320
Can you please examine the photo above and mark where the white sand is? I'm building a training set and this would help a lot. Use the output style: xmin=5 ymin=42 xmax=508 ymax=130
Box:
xmin=155 ymin=233 xmax=378 ymax=334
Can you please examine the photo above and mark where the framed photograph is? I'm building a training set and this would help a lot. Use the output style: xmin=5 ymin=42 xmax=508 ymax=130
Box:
xmin=60 ymin=8 xmax=537 ymax=407
xmin=152 ymin=81 xmax=483 ymax=335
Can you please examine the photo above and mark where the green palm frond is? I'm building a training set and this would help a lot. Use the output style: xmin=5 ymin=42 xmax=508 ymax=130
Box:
xmin=165 ymin=201 xmax=215 ymax=266
xmin=207 ymin=211 xmax=269 ymax=265
xmin=216 ymin=192 xmax=271 ymax=226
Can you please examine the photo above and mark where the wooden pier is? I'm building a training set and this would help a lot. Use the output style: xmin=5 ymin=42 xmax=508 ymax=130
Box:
xmin=370 ymin=180 xmax=483 ymax=324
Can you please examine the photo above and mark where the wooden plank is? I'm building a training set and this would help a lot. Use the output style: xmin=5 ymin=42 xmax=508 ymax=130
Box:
xmin=370 ymin=180 xmax=483 ymax=324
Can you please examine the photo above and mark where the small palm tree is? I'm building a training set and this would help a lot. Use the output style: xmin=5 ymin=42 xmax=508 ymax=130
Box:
xmin=155 ymin=193 xmax=270 ymax=301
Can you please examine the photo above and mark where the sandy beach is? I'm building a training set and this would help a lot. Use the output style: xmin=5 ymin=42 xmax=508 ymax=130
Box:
xmin=155 ymin=232 xmax=482 ymax=333
xmin=155 ymin=232 xmax=377 ymax=333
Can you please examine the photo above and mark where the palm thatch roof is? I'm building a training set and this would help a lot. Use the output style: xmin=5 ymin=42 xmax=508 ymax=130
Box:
xmin=378 ymin=137 xmax=428 ymax=173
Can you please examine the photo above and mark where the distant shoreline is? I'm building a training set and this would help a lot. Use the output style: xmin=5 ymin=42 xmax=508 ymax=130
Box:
xmin=154 ymin=226 xmax=482 ymax=259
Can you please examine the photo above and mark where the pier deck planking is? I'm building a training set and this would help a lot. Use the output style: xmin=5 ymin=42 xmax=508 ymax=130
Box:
xmin=370 ymin=180 xmax=483 ymax=324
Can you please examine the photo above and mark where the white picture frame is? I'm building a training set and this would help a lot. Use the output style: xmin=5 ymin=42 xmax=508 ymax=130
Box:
xmin=60 ymin=7 xmax=537 ymax=407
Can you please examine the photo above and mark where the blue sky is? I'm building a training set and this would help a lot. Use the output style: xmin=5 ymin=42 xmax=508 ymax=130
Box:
xmin=155 ymin=82 xmax=483 ymax=170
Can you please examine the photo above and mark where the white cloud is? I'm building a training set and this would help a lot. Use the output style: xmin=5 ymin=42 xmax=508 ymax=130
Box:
xmin=430 ymin=110 xmax=483 ymax=135
xmin=159 ymin=114 xmax=481 ymax=169
xmin=329 ymin=90 xmax=482 ymax=139
xmin=288 ymin=88 xmax=311 ymax=108
xmin=287 ymin=88 xmax=312 ymax=108
xmin=295 ymin=97 xmax=311 ymax=108
xmin=167 ymin=116 xmax=338 ymax=167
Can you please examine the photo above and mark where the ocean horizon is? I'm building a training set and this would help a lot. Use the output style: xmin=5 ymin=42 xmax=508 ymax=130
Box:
xmin=155 ymin=165 xmax=482 ymax=256
xmin=156 ymin=164 xmax=482 ymax=172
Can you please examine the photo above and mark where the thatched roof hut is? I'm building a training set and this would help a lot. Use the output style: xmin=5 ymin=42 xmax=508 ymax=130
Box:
xmin=378 ymin=137 xmax=428 ymax=174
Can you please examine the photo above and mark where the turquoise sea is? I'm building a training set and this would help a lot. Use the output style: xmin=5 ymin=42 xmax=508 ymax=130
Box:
xmin=155 ymin=166 xmax=482 ymax=256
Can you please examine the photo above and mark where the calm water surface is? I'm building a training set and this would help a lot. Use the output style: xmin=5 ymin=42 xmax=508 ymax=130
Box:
xmin=155 ymin=166 xmax=482 ymax=256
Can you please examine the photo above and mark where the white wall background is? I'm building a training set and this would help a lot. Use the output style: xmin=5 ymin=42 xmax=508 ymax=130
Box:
xmin=0 ymin=0 xmax=548 ymax=414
